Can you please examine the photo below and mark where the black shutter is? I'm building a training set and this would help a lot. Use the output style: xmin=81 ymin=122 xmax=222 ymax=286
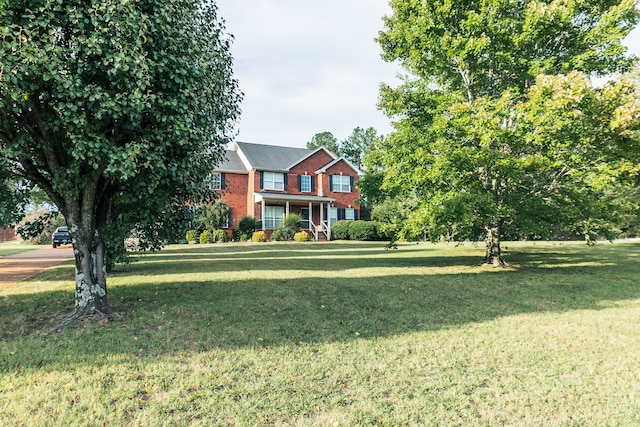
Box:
xmin=259 ymin=172 xmax=264 ymax=189
xmin=329 ymin=175 xmax=334 ymax=192
xmin=338 ymin=208 xmax=345 ymax=220
xmin=227 ymin=208 xmax=232 ymax=228
xmin=284 ymin=174 xmax=288 ymax=190
xmin=354 ymin=209 xmax=359 ymax=220
xmin=310 ymin=176 xmax=314 ymax=192
xmin=220 ymin=173 xmax=226 ymax=190
xmin=297 ymin=176 xmax=302 ymax=191
xmin=350 ymin=176 xmax=355 ymax=192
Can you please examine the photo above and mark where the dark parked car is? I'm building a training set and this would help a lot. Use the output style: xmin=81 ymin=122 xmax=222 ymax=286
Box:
xmin=52 ymin=226 xmax=71 ymax=248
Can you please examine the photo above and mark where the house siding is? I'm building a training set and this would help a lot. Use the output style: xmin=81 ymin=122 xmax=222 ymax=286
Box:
xmin=323 ymin=160 xmax=360 ymax=209
xmin=213 ymin=142 xmax=361 ymax=238
xmin=218 ymin=173 xmax=248 ymax=228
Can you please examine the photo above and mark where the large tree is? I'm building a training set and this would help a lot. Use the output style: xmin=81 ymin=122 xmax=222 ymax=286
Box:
xmin=376 ymin=0 xmax=640 ymax=265
xmin=0 ymin=0 xmax=241 ymax=317
xmin=306 ymin=131 xmax=341 ymax=154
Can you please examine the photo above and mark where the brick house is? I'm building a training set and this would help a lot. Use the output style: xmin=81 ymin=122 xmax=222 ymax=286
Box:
xmin=211 ymin=141 xmax=362 ymax=240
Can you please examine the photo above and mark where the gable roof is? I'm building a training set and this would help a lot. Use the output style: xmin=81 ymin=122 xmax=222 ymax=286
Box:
xmin=315 ymin=157 xmax=363 ymax=176
xmin=235 ymin=141 xmax=314 ymax=172
xmin=216 ymin=149 xmax=249 ymax=173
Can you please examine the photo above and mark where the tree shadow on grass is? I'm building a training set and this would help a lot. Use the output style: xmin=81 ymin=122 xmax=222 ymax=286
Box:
xmin=1 ymin=243 xmax=640 ymax=373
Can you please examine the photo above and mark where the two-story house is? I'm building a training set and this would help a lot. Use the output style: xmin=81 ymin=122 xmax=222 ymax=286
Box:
xmin=211 ymin=141 xmax=362 ymax=240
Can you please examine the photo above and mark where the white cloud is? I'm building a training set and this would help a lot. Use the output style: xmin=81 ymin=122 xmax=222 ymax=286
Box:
xmin=216 ymin=0 xmax=401 ymax=147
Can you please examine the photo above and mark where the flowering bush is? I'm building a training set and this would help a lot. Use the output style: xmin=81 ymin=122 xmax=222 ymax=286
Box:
xmin=251 ymin=230 xmax=267 ymax=242
xmin=199 ymin=230 xmax=213 ymax=244
xmin=294 ymin=231 xmax=311 ymax=241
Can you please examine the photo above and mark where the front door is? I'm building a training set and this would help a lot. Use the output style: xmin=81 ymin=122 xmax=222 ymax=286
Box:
xmin=301 ymin=208 xmax=310 ymax=230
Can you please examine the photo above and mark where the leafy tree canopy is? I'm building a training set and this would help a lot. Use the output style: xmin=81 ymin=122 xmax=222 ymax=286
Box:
xmin=0 ymin=0 xmax=241 ymax=319
xmin=376 ymin=0 xmax=640 ymax=265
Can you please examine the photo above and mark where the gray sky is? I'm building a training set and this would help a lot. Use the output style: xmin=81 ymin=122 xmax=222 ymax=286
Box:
xmin=217 ymin=1 xmax=640 ymax=149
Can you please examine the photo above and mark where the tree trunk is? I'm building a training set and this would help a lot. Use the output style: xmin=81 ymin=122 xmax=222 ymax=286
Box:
xmin=484 ymin=221 xmax=505 ymax=267
xmin=73 ymin=233 xmax=109 ymax=316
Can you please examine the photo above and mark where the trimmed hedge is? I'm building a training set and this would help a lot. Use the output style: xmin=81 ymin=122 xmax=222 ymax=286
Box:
xmin=214 ymin=229 xmax=227 ymax=243
xmin=199 ymin=230 xmax=213 ymax=244
xmin=331 ymin=220 xmax=351 ymax=240
xmin=349 ymin=220 xmax=380 ymax=241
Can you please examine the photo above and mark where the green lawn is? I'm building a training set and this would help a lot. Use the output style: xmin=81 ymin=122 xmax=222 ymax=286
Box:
xmin=1 ymin=240 xmax=640 ymax=426
xmin=0 ymin=242 xmax=43 ymax=257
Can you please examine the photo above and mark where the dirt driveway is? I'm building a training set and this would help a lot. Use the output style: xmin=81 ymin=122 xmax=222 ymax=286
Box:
xmin=0 ymin=246 xmax=74 ymax=292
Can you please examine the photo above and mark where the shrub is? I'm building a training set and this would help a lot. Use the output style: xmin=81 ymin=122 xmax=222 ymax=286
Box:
xmin=185 ymin=229 xmax=197 ymax=243
xmin=349 ymin=220 xmax=380 ymax=241
xmin=294 ymin=231 xmax=311 ymax=241
xmin=283 ymin=213 xmax=303 ymax=232
xmin=239 ymin=216 xmax=258 ymax=235
xmin=214 ymin=229 xmax=227 ymax=243
xmin=251 ymin=230 xmax=267 ymax=242
xmin=272 ymin=227 xmax=294 ymax=241
xmin=331 ymin=220 xmax=351 ymax=240
xmin=199 ymin=230 xmax=213 ymax=244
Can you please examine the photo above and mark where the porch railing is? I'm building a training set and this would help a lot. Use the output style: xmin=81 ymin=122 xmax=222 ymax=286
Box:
xmin=321 ymin=220 xmax=331 ymax=241
xmin=308 ymin=220 xmax=318 ymax=241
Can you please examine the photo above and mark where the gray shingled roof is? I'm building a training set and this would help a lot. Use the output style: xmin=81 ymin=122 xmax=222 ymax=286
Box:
xmin=216 ymin=149 xmax=248 ymax=173
xmin=236 ymin=141 xmax=314 ymax=172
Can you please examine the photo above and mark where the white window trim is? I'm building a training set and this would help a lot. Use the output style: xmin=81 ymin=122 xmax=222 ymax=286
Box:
xmin=207 ymin=172 xmax=222 ymax=190
xmin=264 ymin=206 xmax=285 ymax=229
xmin=331 ymin=175 xmax=351 ymax=193
xmin=300 ymin=175 xmax=311 ymax=192
xmin=345 ymin=208 xmax=355 ymax=221
xmin=264 ymin=172 xmax=285 ymax=191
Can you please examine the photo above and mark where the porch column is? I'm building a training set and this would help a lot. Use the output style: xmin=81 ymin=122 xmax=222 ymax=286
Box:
xmin=261 ymin=198 xmax=266 ymax=230
xmin=286 ymin=201 xmax=290 ymax=216
xmin=308 ymin=202 xmax=312 ymax=230
xmin=320 ymin=202 xmax=324 ymax=226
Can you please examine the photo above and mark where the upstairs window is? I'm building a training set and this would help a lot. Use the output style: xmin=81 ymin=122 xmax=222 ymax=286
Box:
xmin=331 ymin=175 xmax=352 ymax=192
xmin=262 ymin=172 xmax=285 ymax=191
xmin=299 ymin=175 xmax=312 ymax=192
xmin=206 ymin=172 xmax=224 ymax=190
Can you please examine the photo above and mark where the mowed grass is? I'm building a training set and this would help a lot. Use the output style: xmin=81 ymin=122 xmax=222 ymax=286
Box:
xmin=0 ymin=242 xmax=44 ymax=257
xmin=1 ymin=240 xmax=640 ymax=426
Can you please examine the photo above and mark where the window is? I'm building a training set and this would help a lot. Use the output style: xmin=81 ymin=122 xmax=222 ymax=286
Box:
xmin=328 ymin=207 xmax=338 ymax=226
xmin=345 ymin=208 xmax=355 ymax=221
xmin=299 ymin=175 xmax=312 ymax=192
xmin=331 ymin=175 xmax=352 ymax=192
xmin=206 ymin=172 xmax=223 ymax=190
xmin=264 ymin=206 xmax=284 ymax=228
xmin=262 ymin=172 xmax=285 ymax=191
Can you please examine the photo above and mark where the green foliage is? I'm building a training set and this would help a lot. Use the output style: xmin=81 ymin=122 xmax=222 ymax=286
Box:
xmin=293 ymin=231 xmax=311 ymax=241
xmin=195 ymin=200 xmax=230 ymax=233
xmin=185 ymin=230 xmax=197 ymax=243
xmin=0 ymin=0 xmax=241 ymax=313
xmin=238 ymin=216 xmax=258 ymax=235
xmin=306 ymin=131 xmax=340 ymax=154
xmin=271 ymin=227 xmax=294 ymax=241
xmin=199 ymin=230 xmax=213 ymax=244
xmin=341 ymin=127 xmax=382 ymax=170
xmin=331 ymin=220 xmax=351 ymax=240
xmin=214 ymin=229 xmax=227 ymax=243
xmin=377 ymin=0 xmax=640 ymax=261
xmin=283 ymin=213 xmax=303 ymax=232
xmin=251 ymin=230 xmax=267 ymax=242
xmin=349 ymin=220 xmax=381 ymax=241
xmin=0 ymin=165 xmax=28 ymax=227
xmin=16 ymin=210 xmax=65 ymax=244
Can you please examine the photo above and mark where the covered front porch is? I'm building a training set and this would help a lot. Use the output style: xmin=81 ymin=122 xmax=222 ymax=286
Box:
xmin=254 ymin=192 xmax=335 ymax=241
